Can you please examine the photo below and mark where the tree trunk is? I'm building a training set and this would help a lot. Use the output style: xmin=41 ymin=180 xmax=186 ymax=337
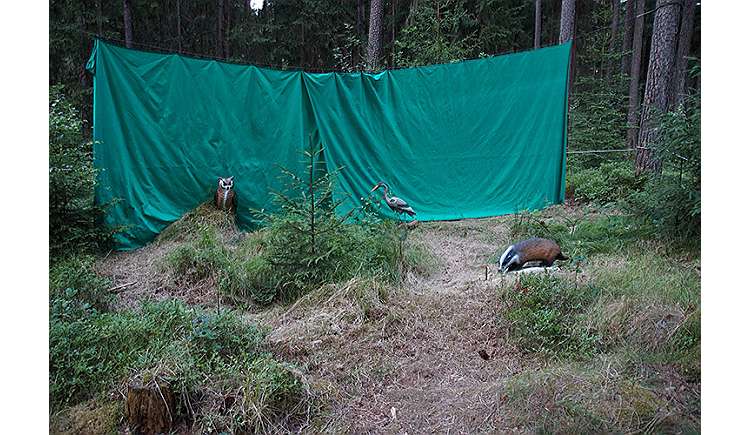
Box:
xmin=635 ymin=0 xmax=681 ymax=174
xmin=123 ymin=0 xmax=134 ymax=48
xmin=367 ymin=0 xmax=385 ymax=71
xmin=559 ymin=0 xmax=575 ymax=43
xmin=621 ymin=0 xmax=635 ymax=74
xmin=216 ymin=0 xmax=226 ymax=58
xmin=391 ymin=0 xmax=397 ymax=67
xmin=606 ymin=0 xmax=620 ymax=77
xmin=177 ymin=0 xmax=182 ymax=53
xmin=626 ymin=0 xmax=646 ymax=150
xmin=224 ymin=0 xmax=231 ymax=58
xmin=534 ymin=0 xmax=542 ymax=49
xmin=126 ymin=381 xmax=175 ymax=434
xmin=559 ymin=0 xmax=576 ymax=88
xmin=670 ymin=0 xmax=696 ymax=107
xmin=96 ymin=0 xmax=103 ymax=35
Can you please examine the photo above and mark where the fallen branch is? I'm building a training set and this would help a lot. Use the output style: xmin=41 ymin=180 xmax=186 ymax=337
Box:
xmin=108 ymin=281 xmax=136 ymax=292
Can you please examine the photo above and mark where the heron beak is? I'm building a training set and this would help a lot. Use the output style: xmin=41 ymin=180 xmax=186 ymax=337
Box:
xmin=369 ymin=185 xmax=379 ymax=193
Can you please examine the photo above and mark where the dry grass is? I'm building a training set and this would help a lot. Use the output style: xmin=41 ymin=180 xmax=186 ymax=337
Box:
xmin=504 ymin=350 xmax=700 ymax=433
xmin=49 ymin=400 xmax=122 ymax=435
xmin=96 ymin=202 xmax=255 ymax=311
xmin=89 ymin=205 xmax=699 ymax=433
xmin=245 ymin=217 xmax=548 ymax=433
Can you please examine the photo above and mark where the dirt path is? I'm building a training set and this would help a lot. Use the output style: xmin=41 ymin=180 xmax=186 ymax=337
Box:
xmin=98 ymin=215 xmax=537 ymax=433
xmin=261 ymin=218 xmax=536 ymax=433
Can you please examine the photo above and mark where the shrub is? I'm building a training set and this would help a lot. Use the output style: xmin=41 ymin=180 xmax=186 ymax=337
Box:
xmin=49 ymin=299 xmax=268 ymax=414
xmin=49 ymin=85 xmax=116 ymax=257
xmin=570 ymin=160 xmax=645 ymax=205
xmin=568 ymin=75 xmax=628 ymax=168
xmin=219 ymin=253 xmax=278 ymax=305
xmin=508 ymin=210 xmax=651 ymax=260
xmin=628 ymin=177 xmax=700 ymax=241
xmin=49 ymin=255 xmax=112 ymax=320
xmin=627 ymin=69 xmax=700 ymax=241
xmin=234 ymin=138 xmax=436 ymax=303
xmin=501 ymin=274 xmax=601 ymax=358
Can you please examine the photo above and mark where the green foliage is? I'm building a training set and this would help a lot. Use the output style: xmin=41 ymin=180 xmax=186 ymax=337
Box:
xmin=166 ymin=225 xmax=231 ymax=282
xmin=627 ymin=83 xmax=701 ymax=241
xmin=219 ymin=252 xmax=279 ymax=305
xmin=49 ymin=85 xmax=116 ymax=257
xmin=49 ymin=299 xmax=267 ymax=411
xmin=508 ymin=211 xmax=651 ymax=261
xmin=666 ymin=310 xmax=701 ymax=380
xmin=570 ymin=161 xmax=645 ymax=205
xmin=190 ymin=355 xmax=306 ymax=433
xmin=49 ymin=255 xmax=112 ymax=322
xmin=569 ymin=76 xmax=628 ymax=166
xmin=502 ymin=275 xmax=601 ymax=358
xmin=474 ymin=0 xmax=532 ymax=54
xmin=229 ymin=138 xmax=436 ymax=304
xmin=244 ymin=357 xmax=304 ymax=420
xmin=394 ymin=0 xmax=478 ymax=67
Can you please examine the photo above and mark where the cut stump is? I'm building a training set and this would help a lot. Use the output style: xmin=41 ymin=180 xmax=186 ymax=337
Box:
xmin=125 ymin=381 xmax=175 ymax=434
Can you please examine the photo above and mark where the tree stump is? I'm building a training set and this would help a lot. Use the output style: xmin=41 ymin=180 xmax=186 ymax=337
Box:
xmin=125 ymin=380 xmax=175 ymax=434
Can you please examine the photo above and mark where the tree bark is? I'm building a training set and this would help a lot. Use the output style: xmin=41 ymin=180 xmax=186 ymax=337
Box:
xmin=534 ymin=0 xmax=542 ymax=49
xmin=177 ymin=0 xmax=182 ymax=53
xmin=123 ymin=0 xmax=134 ymax=48
xmin=534 ymin=0 xmax=542 ymax=48
xmin=559 ymin=0 xmax=576 ymax=88
xmin=606 ymin=0 xmax=620 ymax=77
xmin=216 ymin=0 xmax=226 ymax=58
xmin=635 ymin=0 xmax=681 ymax=174
xmin=96 ymin=0 xmax=103 ymax=35
xmin=559 ymin=0 xmax=575 ymax=43
xmin=621 ymin=0 xmax=635 ymax=74
xmin=367 ymin=0 xmax=385 ymax=71
xmin=126 ymin=381 xmax=175 ymax=434
xmin=670 ymin=0 xmax=696 ymax=107
xmin=626 ymin=0 xmax=646 ymax=150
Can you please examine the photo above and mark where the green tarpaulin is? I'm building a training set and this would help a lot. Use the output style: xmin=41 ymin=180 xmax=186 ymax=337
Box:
xmin=87 ymin=39 xmax=571 ymax=251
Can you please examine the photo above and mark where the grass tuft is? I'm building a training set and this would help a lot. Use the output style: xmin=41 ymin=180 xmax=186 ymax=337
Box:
xmin=500 ymin=274 xmax=602 ymax=358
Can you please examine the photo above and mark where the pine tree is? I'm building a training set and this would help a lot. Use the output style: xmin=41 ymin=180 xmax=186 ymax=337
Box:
xmin=626 ymin=0 xmax=646 ymax=149
xmin=635 ymin=0 xmax=681 ymax=174
xmin=605 ymin=0 xmax=620 ymax=77
xmin=559 ymin=0 xmax=575 ymax=87
xmin=367 ymin=0 xmax=385 ymax=70
xmin=534 ymin=0 xmax=542 ymax=49
xmin=123 ymin=0 xmax=134 ymax=48
xmin=620 ymin=0 xmax=635 ymax=74
xmin=670 ymin=0 xmax=696 ymax=107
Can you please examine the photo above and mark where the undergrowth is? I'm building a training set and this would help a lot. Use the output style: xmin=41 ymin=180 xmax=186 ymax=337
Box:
xmin=504 ymin=353 xmax=696 ymax=433
xmin=507 ymin=209 xmax=652 ymax=261
xmin=501 ymin=274 xmax=602 ymax=358
xmin=160 ymin=138 xmax=437 ymax=305
xmin=49 ymin=85 xmax=118 ymax=257
xmin=569 ymin=160 xmax=646 ymax=205
xmin=498 ymin=207 xmax=700 ymax=432
xmin=50 ymin=297 xmax=310 ymax=432
xmin=49 ymin=257 xmax=311 ymax=432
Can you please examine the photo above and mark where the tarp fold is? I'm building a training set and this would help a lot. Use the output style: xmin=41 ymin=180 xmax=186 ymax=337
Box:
xmin=87 ymin=39 xmax=570 ymax=250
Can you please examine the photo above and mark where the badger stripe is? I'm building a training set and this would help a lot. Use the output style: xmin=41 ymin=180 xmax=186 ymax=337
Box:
xmin=499 ymin=244 xmax=515 ymax=268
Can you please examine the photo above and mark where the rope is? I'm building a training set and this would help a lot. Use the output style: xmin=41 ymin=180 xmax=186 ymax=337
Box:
xmin=567 ymin=149 xmax=635 ymax=155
